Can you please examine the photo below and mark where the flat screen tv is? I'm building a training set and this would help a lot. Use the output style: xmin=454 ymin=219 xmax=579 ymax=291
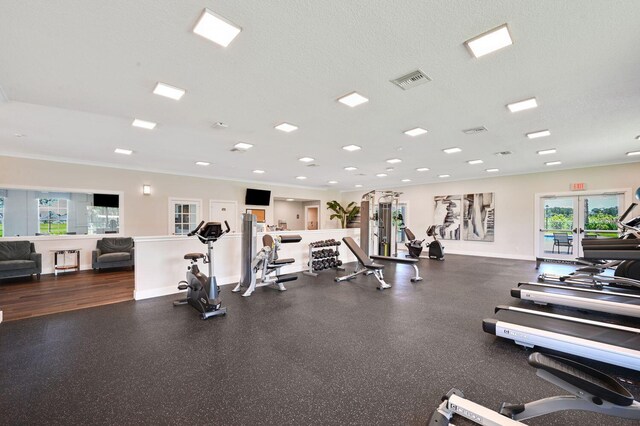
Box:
xmin=245 ymin=188 xmax=271 ymax=206
xmin=93 ymin=193 xmax=119 ymax=208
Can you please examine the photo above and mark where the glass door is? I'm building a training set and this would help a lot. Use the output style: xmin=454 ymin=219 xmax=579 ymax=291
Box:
xmin=539 ymin=196 xmax=578 ymax=261
xmin=538 ymin=193 xmax=625 ymax=260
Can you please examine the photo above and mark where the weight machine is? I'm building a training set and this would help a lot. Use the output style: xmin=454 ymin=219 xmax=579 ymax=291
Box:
xmin=360 ymin=190 xmax=403 ymax=257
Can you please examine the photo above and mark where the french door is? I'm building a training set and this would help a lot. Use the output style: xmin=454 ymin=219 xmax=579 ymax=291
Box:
xmin=538 ymin=192 xmax=625 ymax=260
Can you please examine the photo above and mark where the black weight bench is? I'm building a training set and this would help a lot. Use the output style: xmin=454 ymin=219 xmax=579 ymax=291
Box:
xmin=370 ymin=254 xmax=423 ymax=282
xmin=335 ymin=237 xmax=390 ymax=290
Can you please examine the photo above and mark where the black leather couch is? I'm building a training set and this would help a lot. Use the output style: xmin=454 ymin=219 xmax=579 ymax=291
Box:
xmin=0 ymin=241 xmax=42 ymax=280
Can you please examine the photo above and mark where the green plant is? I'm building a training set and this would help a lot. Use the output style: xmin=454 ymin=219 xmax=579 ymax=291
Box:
xmin=326 ymin=201 xmax=360 ymax=229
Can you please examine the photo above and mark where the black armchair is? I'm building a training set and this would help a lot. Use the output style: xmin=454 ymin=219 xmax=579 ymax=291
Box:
xmin=0 ymin=241 xmax=41 ymax=280
xmin=92 ymin=237 xmax=134 ymax=271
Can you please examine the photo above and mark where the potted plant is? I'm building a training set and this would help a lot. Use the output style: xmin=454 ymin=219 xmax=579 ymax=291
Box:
xmin=326 ymin=201 xmax=360 ymax=229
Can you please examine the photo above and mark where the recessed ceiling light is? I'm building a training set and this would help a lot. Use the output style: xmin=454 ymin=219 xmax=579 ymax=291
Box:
xmin=465 ymin=24 xmax=513 ymax=58
xmin=627 ymin=151 xmax=640 ymax=156
xmin=507 ymin=97 xmax=538 ymax=113
xmin=114 ymin=148 xmax=133 ymax=155
xmin=438 ymin=174 xmax=450 ymax=178
xmin=153 ymin=82 xmax=185 ymax=100
xmin=13 ymin=133 xmax=26 ymax=138
xmin=386 ymin=158 xmax=402 ymax=164
xmin=486 ymin=168 xmax=500 ymax=173
xmin=342 ymin=144 xmax=362 ymax=152
xmin=195 ymin=161 xmax=210 ymax=166
xmin=328 ymin=180 xmax=338 ymax=184
xmin=337 ymin=92 xmax=369 ymax=107
xmin=296 ymin=176 xmax=307 ymax=180
xmin=253 ymin=169 xmax=265 ymax=174
xmin=234 ymin=142 xmax=253 ymax=150
xmin=355 ymin=184 xmax=363 ymax=188
xmin=537 ymin=149 xmax=557 ymax=155
xmin=132 ymin=119 xmax=157 ymax=130
xmin=401 ymin=179 xmax=412 ymax=182
xmin=443 ymin=147 xmax=462 ymax=154
xmin=193 ymin=8 xmax=241 ymax=47
xmin=376 ymin=173 xmax=388 ymax=177
xmin=286 ymin=198 xmax=295 ymax=202
xmin=545 ymin=161 xmax=562 ymax=166
xmin=386 ymin=167 xmax=394 ymax=172
xmin=404 ymin=127 xmax=428 ymax=137
xmin=299 ymin=157 xmax=314 ymax=162
xmin=275 ymin=122 xmax=298 ymax=133
xmin=527 ymin=130 xmax=551 ymax=139
xmin=467 ymin=159 xmax=483 ymax=165
xmin=416 ymin=167 xmax=430 ymax=172
xmin=635 ymin=135 xmax=640 ymax=140
xmin=344 ymin=166 xmax=358 ymax=171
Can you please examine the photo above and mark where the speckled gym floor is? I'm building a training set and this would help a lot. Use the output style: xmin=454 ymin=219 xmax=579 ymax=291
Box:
xmin=1 ymin=254 xmax=639 ymax=425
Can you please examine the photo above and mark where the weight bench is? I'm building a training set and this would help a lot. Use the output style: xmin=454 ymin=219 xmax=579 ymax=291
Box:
xmin=370 ymin=254 xmax=422 ymax=282
xmin=335 ymin=237 xmax=390 ymax=290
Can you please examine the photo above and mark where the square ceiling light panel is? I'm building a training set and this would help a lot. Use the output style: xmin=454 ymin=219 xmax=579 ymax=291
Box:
xmin=193 ymin=8 xmax=242 ymax=47
xmin=153 ymin=82 xmax=185 ymax=100
xmin=337 ymin=92 xmax=369 ymax=107
xmin=465 ymin=24 xmax=513 ymax=58
xmin=132 ymin=119 xmax=157 ymax=130
xmin=275 ymin=123 xmax=298 ymax=132
xmin=507 ymin=97 xmax=538 ymax=113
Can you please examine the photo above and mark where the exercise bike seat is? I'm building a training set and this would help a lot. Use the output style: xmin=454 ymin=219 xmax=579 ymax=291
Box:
xmin=184 ymin=252 xmax=205 ymax=261
xmin=528 ymin=352 xmax=634 ymax=406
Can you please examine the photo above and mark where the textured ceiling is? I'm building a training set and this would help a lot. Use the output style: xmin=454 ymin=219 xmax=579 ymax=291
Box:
xmin=1 ymin=0 xmax=639 ymax=189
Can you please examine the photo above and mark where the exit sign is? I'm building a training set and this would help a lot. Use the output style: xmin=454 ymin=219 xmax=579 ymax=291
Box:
xmin=571 ymin=182 xmax=586 ymax=191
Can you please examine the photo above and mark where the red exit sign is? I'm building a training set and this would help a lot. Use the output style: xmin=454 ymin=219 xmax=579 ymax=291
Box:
xmin=570 ymin=182 xmax=586 ymax=191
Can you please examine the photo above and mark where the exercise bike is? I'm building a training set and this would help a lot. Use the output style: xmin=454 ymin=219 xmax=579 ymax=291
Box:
xmin=404 ymin=227 xmax=424 ymax=258
xmin=428 ymin=352 xmax=640 ymax=425
xmin=426 ymin=225 xmax=444 ymax=260
xmin=173 ymin=220 xmax=229 ymax=319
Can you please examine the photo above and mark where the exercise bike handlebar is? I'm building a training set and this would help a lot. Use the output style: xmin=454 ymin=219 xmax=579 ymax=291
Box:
xmin=619 ymin=203 xmax=637 ymax=223
xmin=618 ymin=203 xmax=640 ymax=234
xmin=188 ymin=221 xmax=205 ymax=237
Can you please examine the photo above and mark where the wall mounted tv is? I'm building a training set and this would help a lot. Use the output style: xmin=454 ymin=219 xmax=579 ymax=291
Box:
xmin=245 ymin=188 xmax=271 ymax=206
xmin=93 ymin=193 xmax=120 ymax=208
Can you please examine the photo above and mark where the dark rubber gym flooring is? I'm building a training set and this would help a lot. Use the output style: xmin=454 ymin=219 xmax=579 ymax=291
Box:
xmin=1 ymin=254 xmax=639 ymax=425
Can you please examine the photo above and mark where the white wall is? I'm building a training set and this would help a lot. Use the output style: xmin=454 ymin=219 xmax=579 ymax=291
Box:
xmin=0 ymin=155 xmax=342 ymax=236
xmin=273 ymin=200 xmax=305 ymax=230
xmin=342 ymin=163 xmax=640 ymax=260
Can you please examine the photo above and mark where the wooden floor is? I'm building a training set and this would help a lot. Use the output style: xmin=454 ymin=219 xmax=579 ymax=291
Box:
xmin=0 ymin=269 xmax=134 ymax=321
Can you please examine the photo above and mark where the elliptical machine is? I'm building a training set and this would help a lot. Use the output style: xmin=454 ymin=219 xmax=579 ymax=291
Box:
xmin=173 ymin=220 xmax=229 ymax=320
xmin=426 ymin=225 xmax=444 ymax=260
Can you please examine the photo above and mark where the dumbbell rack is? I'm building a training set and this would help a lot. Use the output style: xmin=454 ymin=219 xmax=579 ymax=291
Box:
xmin=303 ymin=241 xmax=345 ymax=277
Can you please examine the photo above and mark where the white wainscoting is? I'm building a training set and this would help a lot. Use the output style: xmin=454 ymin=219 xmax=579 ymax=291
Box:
xmin=133 ymin=229 xmax=360 ymax=300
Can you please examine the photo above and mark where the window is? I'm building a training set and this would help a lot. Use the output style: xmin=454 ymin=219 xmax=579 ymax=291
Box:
xmin=169 ymin=198 xmax=202 ymax=235
xmin=0 ymin=197 xmax=4 ymax=237
xmin=88 ymin=206 xmax=120 ymax=234
xmin=394 ymin=203 xmax=408 ymax=243
xmin=38 ymin=198 xmax=68 ymax=235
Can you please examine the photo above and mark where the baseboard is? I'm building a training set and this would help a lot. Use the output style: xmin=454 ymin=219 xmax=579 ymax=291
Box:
xmin=444 ymin=250 xmax=535 ymax=261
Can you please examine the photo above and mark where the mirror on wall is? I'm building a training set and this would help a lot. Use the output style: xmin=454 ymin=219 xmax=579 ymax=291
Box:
xmin=0 ymin=188 xmax=121 ymax=237
xmin=272 ymin=198 xmax=320 ymax=231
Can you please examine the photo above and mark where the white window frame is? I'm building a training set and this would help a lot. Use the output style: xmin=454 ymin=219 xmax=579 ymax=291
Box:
xmin=168 ymin=197 xmax=203 ymax=235
xmin=37 ymin=197 xmax=69 ymax=235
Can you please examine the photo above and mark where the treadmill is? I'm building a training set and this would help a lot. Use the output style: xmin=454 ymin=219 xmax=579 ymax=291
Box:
xmin=513 ymin=281 xmax=640 ymax=318
xmin=483 ymin=303 xmax=640 ymax=371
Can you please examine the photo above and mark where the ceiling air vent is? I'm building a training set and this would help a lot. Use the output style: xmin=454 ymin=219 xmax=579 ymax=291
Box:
xmin=390 ymin=69 xmax=432 ymax=90
xmin=463 ymin=126 xmax=488 ymax=134
xmin=307 ymin=163 xmax=319 ymax=167
xmin=212 ymin=121 xmax=228 ymax=129
xmin=494 ymin=151 xmax=512 ymax=156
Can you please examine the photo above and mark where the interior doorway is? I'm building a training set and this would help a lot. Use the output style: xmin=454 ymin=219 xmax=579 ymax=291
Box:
xmin=305 ymin=206 xmax=319 ymax=230
xmin=536 ymin=190 xmax=629 ymax=261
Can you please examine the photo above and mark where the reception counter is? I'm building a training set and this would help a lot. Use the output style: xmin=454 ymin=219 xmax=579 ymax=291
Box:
xmin=133 ymin=228 xmax=360 ymax=300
